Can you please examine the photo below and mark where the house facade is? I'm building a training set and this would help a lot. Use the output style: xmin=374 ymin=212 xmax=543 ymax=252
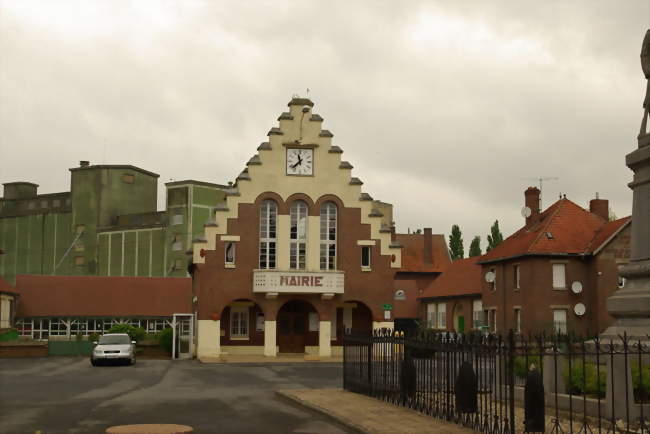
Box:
xmin=477 ymin=187 xmax=630 ymax=336
xmin=191 ymin=97 xmax=406 ymax=359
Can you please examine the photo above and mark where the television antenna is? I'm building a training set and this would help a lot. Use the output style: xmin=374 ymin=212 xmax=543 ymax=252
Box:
xmin=524 ymin=176 xmax=559 ymax=210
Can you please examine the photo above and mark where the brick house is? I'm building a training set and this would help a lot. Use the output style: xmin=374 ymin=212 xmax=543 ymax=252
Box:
xmin=418 ymin=256 xmax=483 ymax=333
xmin=477 ymin=187 xmax=630 ymax=336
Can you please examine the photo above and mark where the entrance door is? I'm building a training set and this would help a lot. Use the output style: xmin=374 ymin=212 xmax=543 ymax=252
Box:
xmin=458 ymin=316 xmax=465 ymax=333
xmin=277 ymin=301 xmax=311 ymax=353
xmin=172 ymin=313 xmax=194 ymax=360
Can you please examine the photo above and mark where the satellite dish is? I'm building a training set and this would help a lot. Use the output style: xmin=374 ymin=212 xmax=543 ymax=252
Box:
xmin=574 ymin=303 xmax=586 ymax=316
xmin=394 ymin=290 xmax=406 ymax=301
xmin=571 ymin=281 xmax=583 ymax=294
xmin=521 ymin=206 xmax=532 ymax=218
xmin=485 ymin=271 xmax=496 ymax=283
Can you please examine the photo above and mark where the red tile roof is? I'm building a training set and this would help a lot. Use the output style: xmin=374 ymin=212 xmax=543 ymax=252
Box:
xmin=479 ymin=198 xmax=631 ymax=263
xmin=0 ymin=276 xmax=19 ymax=295
xmin=15 ymin=275 xmax=192 ymax=317
xmin=419 ymin=256 xmax=482 ymax=299
xmin=396 ymin=233 xmax=451 ymax=273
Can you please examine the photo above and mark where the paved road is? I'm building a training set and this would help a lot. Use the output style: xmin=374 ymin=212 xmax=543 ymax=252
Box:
xmin=0 ymin=358 xmax=354 ymax=434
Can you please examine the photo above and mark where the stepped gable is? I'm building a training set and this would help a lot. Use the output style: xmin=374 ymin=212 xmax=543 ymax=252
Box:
xmin=419 ymin=256 xmax=482 ymax=299
xmin=192 ymin=97 xmax=402 ymax=268
xmin=479 ymin=198 xmax=629 ymax=263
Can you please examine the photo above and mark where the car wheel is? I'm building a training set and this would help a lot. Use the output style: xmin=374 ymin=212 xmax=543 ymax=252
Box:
xmin=91 ymin=359 xmax=97 ymax=366
xmin=131 ymin=356 xmax=136 ymax=366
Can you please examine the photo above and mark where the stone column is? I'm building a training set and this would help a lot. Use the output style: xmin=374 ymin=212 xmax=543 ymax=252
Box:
xmin=319 ymin=321 xmax=332 ymax=357
xmin=264 ymin=320 xmax=277 ymax=357
xmin=196 ymin=319 xmax=220 ymax=359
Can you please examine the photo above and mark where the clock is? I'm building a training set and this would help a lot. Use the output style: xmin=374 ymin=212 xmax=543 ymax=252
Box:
xmin=286 ymin=148 xmax=313 ymax=176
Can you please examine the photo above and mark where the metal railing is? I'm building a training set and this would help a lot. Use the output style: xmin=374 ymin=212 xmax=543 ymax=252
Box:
xmin=343 ymin=329 xmax=650 ymax=433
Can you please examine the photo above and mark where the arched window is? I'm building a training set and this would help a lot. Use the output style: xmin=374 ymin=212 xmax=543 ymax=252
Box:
xmin=259 ymin=200 xmax=277 ymax=269
xmin=290 ymin=201 xmax=308 ymax=269
xmin=320 ymin=202 xmax=337 ymax=270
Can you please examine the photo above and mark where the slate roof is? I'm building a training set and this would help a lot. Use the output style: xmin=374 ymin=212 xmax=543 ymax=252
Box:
xmin=419 ymin=256 xmax=482 ymax=299
xmin=396 ymin=233 xmax=451 ymax=273
xmin=15 ymin=275 xmax=192 ymax=317
xmin=478 ymin=198 xmax=631 ymax=264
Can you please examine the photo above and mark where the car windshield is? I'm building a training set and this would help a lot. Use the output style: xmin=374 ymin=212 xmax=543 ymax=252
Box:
xmin=98 ymin=335 xmax=131 ymax=345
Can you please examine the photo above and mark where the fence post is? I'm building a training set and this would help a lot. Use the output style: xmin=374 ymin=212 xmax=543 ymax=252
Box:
xmin=508 ymin=329 xmax=515 ymax=434
xmin=367 ymin=331 xmax=373 ymax=395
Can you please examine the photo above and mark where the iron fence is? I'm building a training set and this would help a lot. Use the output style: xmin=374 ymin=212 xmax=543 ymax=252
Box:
xmin=343 ymin=329 xmax=650 ymax=433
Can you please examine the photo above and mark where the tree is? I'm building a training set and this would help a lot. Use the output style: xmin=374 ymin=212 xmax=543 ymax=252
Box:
xmin=486 ymin=220 xmax=504 ymax=252
xmin=469 ymin=236 xmax=482 ymax=257
xmin=448 ymin=224 xmax=464 ymax=260
xmin=609 ymin=206 xmax=618 ymax=222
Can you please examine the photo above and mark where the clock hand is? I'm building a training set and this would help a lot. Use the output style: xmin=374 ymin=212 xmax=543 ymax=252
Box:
xmin=290 ymin=160 xmax=300 ymax=169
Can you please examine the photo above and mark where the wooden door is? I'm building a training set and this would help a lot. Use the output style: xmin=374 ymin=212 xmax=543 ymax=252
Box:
xmin=277 ymin=310 xmax=307 ymax=353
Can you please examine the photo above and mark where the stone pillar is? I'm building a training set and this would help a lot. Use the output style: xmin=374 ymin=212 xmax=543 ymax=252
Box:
xmin=319 ymin=321 xmax=331 ymax=357
xmin=264 ymin=320 xmax=277 ymax=357
xmin=605 ymin=349 xmax=636 ymax=419
xmin=196 ymin=319 xmax=220 ymax=359
xmin=542 ymin=352 xmax=565 ymax=395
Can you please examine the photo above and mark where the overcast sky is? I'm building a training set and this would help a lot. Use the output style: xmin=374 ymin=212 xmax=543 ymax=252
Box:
xmin=1 ymin=0 xmax=648 ymax=252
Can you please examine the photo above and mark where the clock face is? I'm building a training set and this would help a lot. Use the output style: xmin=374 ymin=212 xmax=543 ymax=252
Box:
xmin=286 ymin=148 xmax=313 ymax=176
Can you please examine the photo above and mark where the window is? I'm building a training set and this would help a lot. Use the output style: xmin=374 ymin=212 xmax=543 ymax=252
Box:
xmin=514 ymin=308 xmax=521 ymax=333
xmin=16 ymin=319 xmax=33 ymax=337
xmin=426 ymin=303 xmax=436 ymax=328
xmin=472 ymin=300 xmax=483 ymax=328
xmin=361 ymin=246 xmax=371 ymax=268
xmin=41 ymin=200 xmax=48 ymax=209
xmin=290 ymin=201 xmax=308 ymax=269
xmin=171 ymin=213 xmax=183 ymax=225
xmin=230 ymin=306 xmax=249 ymax=338
xmin=259 ymin=200 xmax=277 ymax=269
xmin=28 ymin=201 xmax=35 ymax=210
xmin=87 ymin=319 xmax=105 ymax=334
xmin=618 ymin=276 xmax=626 ymax=288
xmin=553 ymin=309 xmax=567 ymax=334
xmin=49 ymin=319 xmax=68 ymax=336
xmin=437 ymin=303 xmax=446 ymax=329
xmin=33 ymin=319 xmax=49 ymax=340
xmin=70 ymin=320 xmax=87 ymax=336
xmin=52 ymin=199 xmax=61 ymax=208
xmin=552 ymin=263 xmax=566 ymax=289
xmin=225 ymin=242 xmax=236 ymax=265
xmin=514 ymin=264 xmax=520 ymax=290
xmin=485 ymin=309 xmax=497 ymax=332
xmin=320 ymin=202 xmax=337 ymax=270
xmin=122 ymin=173 xmax=135 ymax=184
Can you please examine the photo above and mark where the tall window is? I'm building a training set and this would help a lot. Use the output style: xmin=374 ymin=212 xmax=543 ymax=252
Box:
xmin=514 ymin=308 xmax=522 ymax=333
xmin=552 ymin=263 xmax=566 ymax=289
xmin=230 ymin=306 xmax=249 ymax=338
xmin=290 ymin=201 xmax=307 ymax=269
xmin=514 ymin=264 xmax=520 ymax=290
xmin=553 ymin=309 xmax=567 ymax=334
xmin=437 ymin=303 xmax=446 ymax=329
xmin=259 ymin=200 xmax=277 ymax=269
xmin=320 ymin=202 xmax=337 ymax=270
xmin=472 ymin=300 xmax=483 ymax=328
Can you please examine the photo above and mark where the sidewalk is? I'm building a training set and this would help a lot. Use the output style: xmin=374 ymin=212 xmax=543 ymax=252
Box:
xmin=198 ymin=354 xmax=343 ymax=363
xmin=277 ymin=389 xmax=474 ymax=434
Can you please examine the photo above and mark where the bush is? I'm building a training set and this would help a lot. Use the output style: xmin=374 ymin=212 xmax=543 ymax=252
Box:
xmin=632 ymin=364 xmax=650 ymax=402
xmin=514 ymin=355 xmax=541 ymax=379
xmin=158 ymin=327 xmax=173 ymax=355
xmin=564 ymin=361 xmax=605 ymax=397
xmin=0 ymin=328 xmax=19 ymax=342
xmin=106 ymin=324 xmax=146 ymax=342
xmin=87 ymin=333 xmax=100 ymax=343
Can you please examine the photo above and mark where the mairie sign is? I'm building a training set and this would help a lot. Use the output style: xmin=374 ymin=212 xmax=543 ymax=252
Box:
xmin=253 ymin=270 xmax=345 ymax=294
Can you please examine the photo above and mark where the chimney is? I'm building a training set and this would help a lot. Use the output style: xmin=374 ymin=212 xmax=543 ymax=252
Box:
xmin=524 ymin=187 xmax=541 ymax=225
xmin=423 ymin=228 xmax=433 ymax=264
xmin=79 ymin=160 xmax=90 ymax=167
xmin=589 ymin=193 xmax=609 ymax=220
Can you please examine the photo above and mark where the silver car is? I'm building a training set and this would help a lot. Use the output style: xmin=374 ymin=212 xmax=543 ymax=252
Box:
xmin=91 ymin=333 xmax=136 ymax=366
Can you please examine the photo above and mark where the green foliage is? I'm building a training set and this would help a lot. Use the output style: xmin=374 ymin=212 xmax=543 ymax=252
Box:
xmin=564 ymin=361 xmax=606 ymax=397
xmin=0 ymin=328 xmax=19 ymax=342
xmin=486 ymin=220 xmax=504 ymax=252
xmin=158 ymin=327 xmax=173 ymax=354
xmin=632 ymin=363 xmax=650 ymax=401
xmin=468 ymin=236 xmax=482 ymax=257
xmin=448 ymin=224 xmax=464 ymax=261
xmin=106 ymin=324 xmax=146 ymax=342
xmin=514 ymin=355 xmax=541 ymax=379
xmin=75 ymin=333 xmax=83 ymax=342
xmin=87 ymin=332 xmax=100 ymax=343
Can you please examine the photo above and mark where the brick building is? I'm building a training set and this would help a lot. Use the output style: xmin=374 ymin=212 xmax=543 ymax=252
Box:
xmin=477 ymin=187 xmax=630 ymax=336
xmin=190 ymin=97 xmax=447 ymax=358
xmin=419 ymin=256 xmax=483 ymax=333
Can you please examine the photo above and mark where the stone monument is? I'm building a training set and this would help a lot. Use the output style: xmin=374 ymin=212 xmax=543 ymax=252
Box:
xmin=601 ymin=29 xmax=650 ymax=341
